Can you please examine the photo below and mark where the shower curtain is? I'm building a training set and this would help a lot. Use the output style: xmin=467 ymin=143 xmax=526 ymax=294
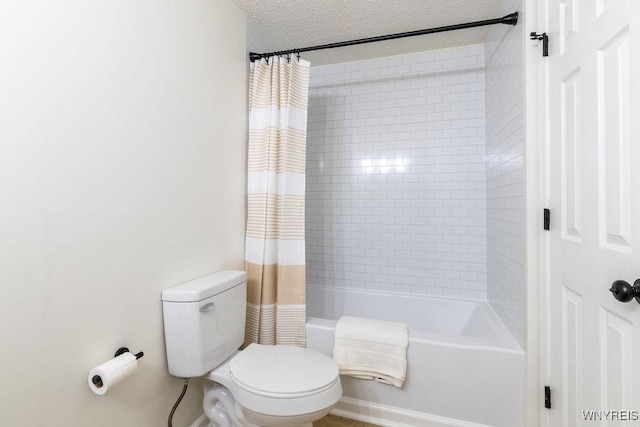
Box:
xmin=244 ymin=56 xmax=310 ymax=347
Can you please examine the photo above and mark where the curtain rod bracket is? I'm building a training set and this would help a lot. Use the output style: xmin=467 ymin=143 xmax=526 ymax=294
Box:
xmin=501 ymin=12 xmax=519 ymax=26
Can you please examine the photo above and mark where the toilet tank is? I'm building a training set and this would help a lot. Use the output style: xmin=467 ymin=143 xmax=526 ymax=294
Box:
xmin=162 ymin=270 xmax=246 ymax=378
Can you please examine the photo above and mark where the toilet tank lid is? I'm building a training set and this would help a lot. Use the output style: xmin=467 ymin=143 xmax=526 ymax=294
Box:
xmin=162 ymin=270 xmax=246 ymax=302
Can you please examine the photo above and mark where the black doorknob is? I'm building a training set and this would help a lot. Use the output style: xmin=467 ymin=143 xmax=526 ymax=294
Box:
xmin=609 ymin=279 xmax=640 ymax=304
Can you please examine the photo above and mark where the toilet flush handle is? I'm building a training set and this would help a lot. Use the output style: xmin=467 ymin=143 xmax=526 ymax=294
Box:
xmin=200 ymin=302 xmax=216 ymax=313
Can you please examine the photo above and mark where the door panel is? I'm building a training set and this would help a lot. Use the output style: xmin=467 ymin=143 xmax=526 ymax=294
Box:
xmin=597 ymin=29 xmax=631 ymax=252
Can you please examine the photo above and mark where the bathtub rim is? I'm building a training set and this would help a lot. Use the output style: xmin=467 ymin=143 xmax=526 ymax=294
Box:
xmin=306 ymin=285 xmax=523 ymax=353
xmin=307 ymin=316 xmax=522 ymax=356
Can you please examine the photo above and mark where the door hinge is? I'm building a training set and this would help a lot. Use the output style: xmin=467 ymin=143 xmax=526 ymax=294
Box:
xmin=543 ymin=208 xmax=550 ymax=230
xmin=544 ymin=386 xmax=551 ymax=409
xmin=531 ymin=32 xmax=549 ymax=57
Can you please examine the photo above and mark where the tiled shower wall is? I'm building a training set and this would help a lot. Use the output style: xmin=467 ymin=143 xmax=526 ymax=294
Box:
xmin=484 ymin=0 xmax=526 ymax=347
xmin=306 ymin=45 xmax=487 ymax=300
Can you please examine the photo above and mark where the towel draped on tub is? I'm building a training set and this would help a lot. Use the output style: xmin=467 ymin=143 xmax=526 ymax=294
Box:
xmin=332 ymin=316 xmax=409 ymax=388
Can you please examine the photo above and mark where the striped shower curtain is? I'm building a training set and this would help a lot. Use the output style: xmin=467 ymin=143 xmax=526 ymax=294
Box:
xmin=244 ymin=56 xmax=310 ymax=347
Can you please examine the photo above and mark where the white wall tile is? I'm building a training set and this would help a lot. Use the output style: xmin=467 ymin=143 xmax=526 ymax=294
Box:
xmin=307 ymin=45 xmax=487 ymax=300
xmin=484 ymin=0 xmax=525 ymax=347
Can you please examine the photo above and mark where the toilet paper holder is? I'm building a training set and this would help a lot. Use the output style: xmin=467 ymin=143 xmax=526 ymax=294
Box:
xmin=91 ymin=347 xmax=144 ymax=388
xmin=114 ymin=346 xmax=144 ymax=359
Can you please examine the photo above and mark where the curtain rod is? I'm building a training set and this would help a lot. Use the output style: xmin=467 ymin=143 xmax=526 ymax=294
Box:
xmin=249 ymin=12 xmax=518 ymax=62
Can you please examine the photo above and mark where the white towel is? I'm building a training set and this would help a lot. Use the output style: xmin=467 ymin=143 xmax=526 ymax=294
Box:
xmin=332 ymin=316 xmax=408 ymax=388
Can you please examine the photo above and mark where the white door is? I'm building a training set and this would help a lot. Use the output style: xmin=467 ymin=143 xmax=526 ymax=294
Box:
xmin=542 ymin=0 xmax=640 ymax=425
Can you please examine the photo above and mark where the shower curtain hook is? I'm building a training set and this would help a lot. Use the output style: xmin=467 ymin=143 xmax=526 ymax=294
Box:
xmin=296 ymin=51 xmax=300 ymax=61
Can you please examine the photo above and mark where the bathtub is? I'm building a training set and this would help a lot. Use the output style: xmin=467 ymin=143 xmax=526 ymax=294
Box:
xmin=305 ymin=285 xmax=524 ymax=427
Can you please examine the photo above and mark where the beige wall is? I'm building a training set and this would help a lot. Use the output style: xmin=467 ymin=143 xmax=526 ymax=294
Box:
xmin=0 ymin=0 xmax=246 ymax=425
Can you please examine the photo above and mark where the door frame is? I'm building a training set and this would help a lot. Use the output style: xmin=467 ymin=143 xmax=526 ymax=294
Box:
xmin=523 ymin=0 xmax=544 ymax=426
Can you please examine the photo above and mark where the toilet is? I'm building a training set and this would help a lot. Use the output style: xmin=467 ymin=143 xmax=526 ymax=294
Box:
xmin=162 ymin=270 xmax=342 ymax=427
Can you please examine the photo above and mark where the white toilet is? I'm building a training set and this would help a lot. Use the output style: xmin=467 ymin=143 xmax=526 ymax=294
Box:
xmin=162 ymin=270 xmax=342 ymax=427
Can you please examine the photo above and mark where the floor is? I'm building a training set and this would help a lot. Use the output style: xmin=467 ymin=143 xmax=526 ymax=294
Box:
xmin=313 ymin=414 xmax=381 ymax=427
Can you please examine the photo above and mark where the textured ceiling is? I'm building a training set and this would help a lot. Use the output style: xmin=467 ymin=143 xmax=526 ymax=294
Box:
xmin=235 ymin=0 xmax=505 ymax=65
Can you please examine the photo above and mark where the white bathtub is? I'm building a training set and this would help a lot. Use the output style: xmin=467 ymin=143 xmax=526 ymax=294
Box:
xmin=305 ymin=285 xmax=524 ymax=427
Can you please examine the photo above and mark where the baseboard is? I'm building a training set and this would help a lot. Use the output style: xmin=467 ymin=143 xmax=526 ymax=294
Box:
xmin=332 ymin=397 xmax=494 ymax=427
xmin=191 ymin=398 xmax=493 ymax=427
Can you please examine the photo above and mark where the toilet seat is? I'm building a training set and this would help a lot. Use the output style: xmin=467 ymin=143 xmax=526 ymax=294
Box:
xmin=228 ymin=344 xmax=342 ymax=417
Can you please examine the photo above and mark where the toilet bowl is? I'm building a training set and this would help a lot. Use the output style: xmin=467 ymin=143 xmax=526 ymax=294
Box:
xmin=161 ymin=271 xmax=343 ymax=427
xmin=203 ymin=344 xmax=341 ymax=427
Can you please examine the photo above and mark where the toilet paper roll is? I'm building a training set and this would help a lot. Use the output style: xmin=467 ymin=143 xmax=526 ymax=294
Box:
xmin=88 ymin=352 xmax=137 ymax=395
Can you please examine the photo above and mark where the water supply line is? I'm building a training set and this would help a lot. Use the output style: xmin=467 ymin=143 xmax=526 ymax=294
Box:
xmin=168 ymin=378 xmax=189 ymax=427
